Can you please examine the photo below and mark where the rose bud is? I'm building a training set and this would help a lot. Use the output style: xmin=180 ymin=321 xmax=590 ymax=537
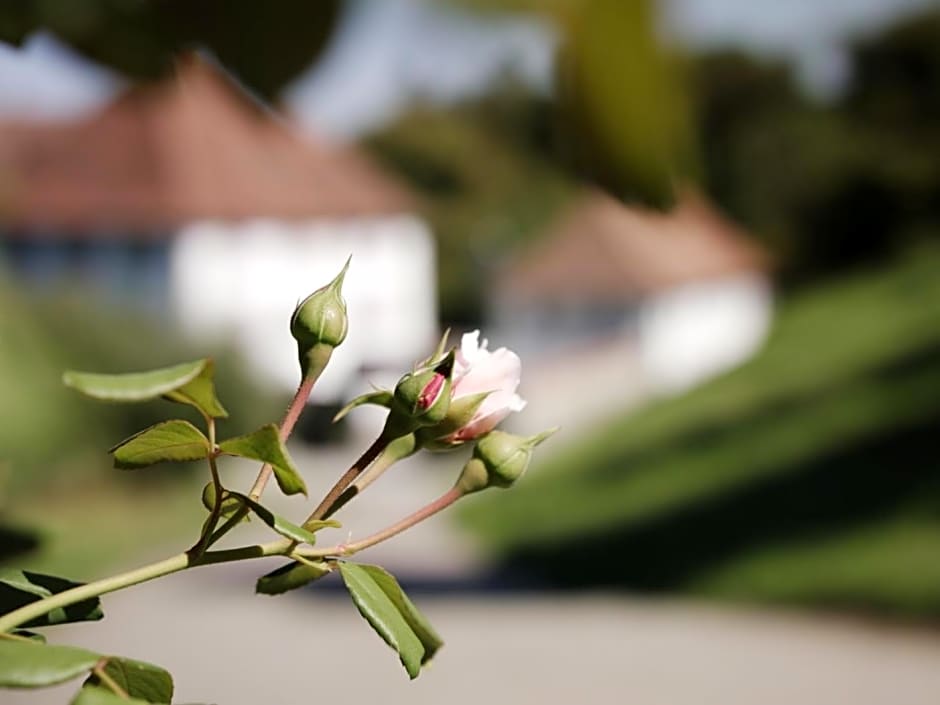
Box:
xmin=391 ymin=350 xmax=455 ymax=429
xmin=290 ymin=258 xmax=350 ymax=378
xmin=455 ymin=428 xmax=557 ymax=493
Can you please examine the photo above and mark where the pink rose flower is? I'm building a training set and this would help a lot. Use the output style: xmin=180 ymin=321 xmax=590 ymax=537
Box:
xmin=446 ymin=331 xmax=526 ymax=442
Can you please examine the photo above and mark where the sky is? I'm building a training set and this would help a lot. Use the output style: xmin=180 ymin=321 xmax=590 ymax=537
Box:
xmin=0 ymin=0 xmax=935 ymax=135
xmin=0 ymin=32 xmax=122 ymax=121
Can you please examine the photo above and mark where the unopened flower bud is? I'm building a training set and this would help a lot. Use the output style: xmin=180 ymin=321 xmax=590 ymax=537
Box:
xmin=455 ymin=457 xmax=490 ymax=494
xmin=456 ymin=428 xmax=557 ymax=493
xmin=392 ymin=350 xmax=455 ymax=427
xmin=290 ymin=259 xmax=350 ymax=378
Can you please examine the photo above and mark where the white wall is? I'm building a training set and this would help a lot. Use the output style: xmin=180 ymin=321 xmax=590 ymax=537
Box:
xmin=637 ymin=273 xmax=773 ymax=393
xmin=169 ymin=215 xmax=437 ymax=402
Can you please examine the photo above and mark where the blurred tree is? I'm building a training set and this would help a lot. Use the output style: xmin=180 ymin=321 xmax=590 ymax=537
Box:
xmin=0 ymin=0 xmax=340 ymax=99
xmin=5 ymin=1 xmax=936 ymax=284
xmin=2 ymin=0 xmax=697 ymax=208
xmin=845 ymin=9 xmax=940 ymax=241
xmin=687 ymin=51 xmax=869 ymax=274
xmin=368 ymin=83 xmax=574 ymax=324
xmin=553 ymin=0 xmax=698 ymax=208
xmin=847 ymin=10 xmax=940 ymax=132
xmin=689 ymin=8 xmax=940 ymax=281
xmin=456 ymin=0 xmax=699 ymax=208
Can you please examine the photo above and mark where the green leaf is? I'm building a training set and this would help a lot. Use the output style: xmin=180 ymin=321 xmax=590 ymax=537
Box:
xmin=333 ymin=390 xmax=394 ymax=423
xmin=200 ymin=483 xmax=248 ymax=521
xmin=229 ymin=493 xmax=334 ymax=545
xmin=256 ymin=560 xmax=333 ymax=596
xmin=110 ymin=420 xmax=210 ymax=470
xmin=354 ymin=564 xmax=443 ymax=665
xmin=218 ymin=425 xmax=307 ymax=496
xmin=62 ymin=357 xmax=226 ymax=419
xmin=0 ymin=640 xmax=100 ymax=688
xmin=12 ymin=630 xmax=46 ymax=643
xmin=63 ymin=359 xmax=206 ymax=403
xmin=0 ymin=570 xmax=103 ymax=627
xmin=162 ymin=358 xmax=228 ymax=419
xmin=71 ymin=685 xmax=152 ymax=705
xmin=84 ymin=657 xmax=173 ymax=704
xmin=339 ymin=562 xmax=441 ymax=679
xmin=418 ymin=328 xmax=451 ymax=368
xmin=303 ymin=519 xmax=343 ymax=533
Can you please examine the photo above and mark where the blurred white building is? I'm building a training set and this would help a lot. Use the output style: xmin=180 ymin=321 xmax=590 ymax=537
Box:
xmin=0 ymin=57 xmax=437 ymax=401
xmin=491 ymin=190 xmax=772 ymax=395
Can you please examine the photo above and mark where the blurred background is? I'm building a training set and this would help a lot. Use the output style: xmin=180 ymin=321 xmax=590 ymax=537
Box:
xmin=2 ymin=1 xmax=939 ymax=703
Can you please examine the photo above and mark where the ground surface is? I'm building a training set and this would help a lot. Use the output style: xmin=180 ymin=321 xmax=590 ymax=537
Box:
xmin=8 ymin=443 xmax=940 ymax=705
xmin=8 ymin=577 xmax=940 ymax=705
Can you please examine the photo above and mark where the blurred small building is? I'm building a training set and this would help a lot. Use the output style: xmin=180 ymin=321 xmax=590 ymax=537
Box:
xmin=491 ymin=189 xmax=772 ymax=394
xmin=0 ymin=57 xmax=436 ymax=401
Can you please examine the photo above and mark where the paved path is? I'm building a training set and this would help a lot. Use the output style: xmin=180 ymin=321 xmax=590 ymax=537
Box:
xmin=10 ymin=577 xmax=940 ymax=705
xmin=8 ymin=432 xmax=940 ymax=705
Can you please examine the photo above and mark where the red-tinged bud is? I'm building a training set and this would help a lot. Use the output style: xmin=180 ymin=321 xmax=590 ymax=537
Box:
xmin=390 ymin=350 xmax=455 ymax=429
xmin=417 ymin=373 xmax=446 ymax=412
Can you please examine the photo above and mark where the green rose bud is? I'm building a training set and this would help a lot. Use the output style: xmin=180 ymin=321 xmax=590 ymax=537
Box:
xmin=290 ymin=258 xmax=350 ymax=378
xmin=391 ymin=350 xmax=455 ymax=428
xmin=455 ymin=457 xmax=490 ymax=494
xmin=456 ymin=428 xmax=557 ymax=493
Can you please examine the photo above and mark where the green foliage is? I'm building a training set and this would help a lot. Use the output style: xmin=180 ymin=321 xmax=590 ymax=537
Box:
xmin=0 ymin=288 xmax=280 ymax=504
xmin=368 ymin=90 xmax=575 ymax=323
xmin=110 ymin=421 xmax=210 ymax=470
xmin=446 ymin=0 xmax=698 ymax=208
xmin=339 ymin=563 xmax=442 ymax=679
xmin=461 ymin=246 xmax=940 ymax=615
xmin=229 ymin=493 xmax=337 ymax=545
xmin=162 ymin=360 xmax=228 ymax=420
xmin=0 ymin=0 xmax=340 ymax=98
xmin=71 ymin=686 xmax=152 ymax=705
xmin=0 ymin=641 xmax=100 ymax=688
xmin=218 ymin=425 xmax=307 ymax=497
xmin=255 ymin=560 xmax=332 ymax=596
xmin=555 ymin=0 xmax=697 ymax=206
xmin=200 ymin=483 xmax=247 ymax=521
xmin=690 ymin=9 xmax=940 ymax=280
xmin=848 ymin=9 xmax=940 ymax=132
xmin=334 ymin=390 xmax=394 ymax=423
xmin=64 ymin=359 xmax=226 ymax=421
xmin=63 ymin=360 xmax=207 ymax=403
xmin=13 ymin=631 xmax=46 ymax=643
xmin=0 ymin=262 xmax=541 ymax=698
xmin=0 ymin=570 xmax=102 ymax=628
xmin=84 ymin=657 xmax=173 ymax=704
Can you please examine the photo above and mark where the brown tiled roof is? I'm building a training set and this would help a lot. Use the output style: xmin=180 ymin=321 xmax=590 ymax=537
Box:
xmin=0 ymin=57 xmax=413 ymax=236
xmin=498 ymin=189 xmax=768 ymax=301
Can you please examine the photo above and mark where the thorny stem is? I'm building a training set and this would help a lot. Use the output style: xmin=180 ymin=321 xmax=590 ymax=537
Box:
xmin=207 ymin=371 xmax=320 ymax=547
xmin=191 ymin=418 xmax=221 ymax=556
xmin=0 ymin=543 xmax=280 ymax=635
xmin=0 ymin=488 xmax=467 ymax=635
xmin=318 ymin=434 xmax=418 ymax=519
xmin=304 ymin=436 xmax=388 ymax=524
xmin=317 ymin=486 xmax=464 ymax=557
